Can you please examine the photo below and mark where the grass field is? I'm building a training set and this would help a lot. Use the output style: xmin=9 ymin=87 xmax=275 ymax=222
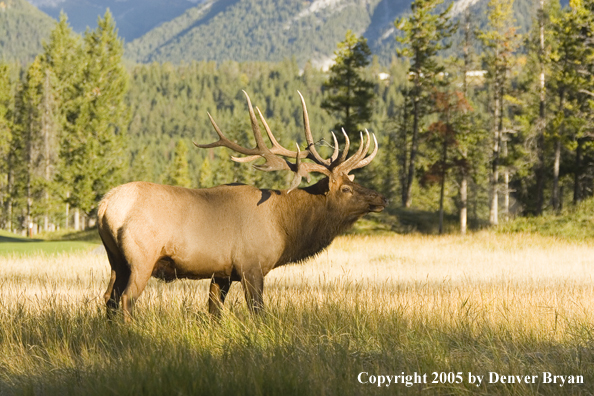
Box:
xmin=0 ymin=229 xmax=100 ymax=256
xmin=0 ymin=232 xmax=593 ymax=395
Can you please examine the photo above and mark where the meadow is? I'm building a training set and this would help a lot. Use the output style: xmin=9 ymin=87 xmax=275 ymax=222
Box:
xmin=0 ymin=232 xmax=593 ymax=395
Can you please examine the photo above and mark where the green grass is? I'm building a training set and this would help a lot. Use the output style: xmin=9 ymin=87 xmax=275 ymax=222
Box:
xmin=499 ymin=198 xmax=594 ymax=241
xmin=0 ymin=229 xmax=100 ymax=256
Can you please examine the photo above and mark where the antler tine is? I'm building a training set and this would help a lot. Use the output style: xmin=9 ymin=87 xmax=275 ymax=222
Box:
xmin=256 ymin=107 xmax=308 ymax=159
xmin=242 ymin=91 xmax=270 ymax=153
xmin=197 ymin=99 xmax=290 ymax=172
xmin=351 ymin=131 xmax=378 ymax=170
xmin=334 ymin=131 xmax=370 ymax=175
xmin=338 ymin=128 xmax=350 ymax=164
xmin=194 ymin=113 xmax=262 ymax=156
xmin=297 ymin=91 xmax=330 ymax=165
xmin=287 ymin=144 xmax=304 ymax=194
xmin=330 ymin=132 xmax=340 ymax=163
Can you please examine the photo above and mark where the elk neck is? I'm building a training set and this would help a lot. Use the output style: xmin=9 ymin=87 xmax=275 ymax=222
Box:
xmin=272 ymin=181 xmax=358 ymax=265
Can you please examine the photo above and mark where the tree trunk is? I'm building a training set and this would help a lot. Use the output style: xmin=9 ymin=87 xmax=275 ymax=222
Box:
xmin=5 ymin=164 xmax=13 ymax=232
xmin=489 ymin=86 xmax=501 ymax=226
xmin=460 ymin=174 xmax=468 ymax=235
xmin=535 ymin=0 xmax=546 ymax=215
xmin=552 ymin=89 xmax=564 ymax=210
xmin=26 ymin=178 xmax=32 ymax=237
xmin=503 ymin=167 xmax=509 ymax=219
xmin=74 ymin=208 xmax=80 ymax=231
xmin=43 ymin=69 xmax=53 ymax=232
xmin=405 ymin=86 xmax=420 ymax=208
xmin=438 ymin=137 xmax=448 ymax=234
xmin=574 ymin=138 xmax=582 ymax=205
xmin=400 ymin=93 xmax=409 ymax=207
xmin=502 ymin=134 xmax=509 ymax=220
xmin=552 ymin=138 xmax=561 ymax=210
xmin=460 ymin=10 xmax=470 ymax=235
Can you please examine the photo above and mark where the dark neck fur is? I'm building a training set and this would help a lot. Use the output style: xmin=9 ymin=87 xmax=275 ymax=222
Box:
xmin=273 ymin=183 xmax=360 ymax=265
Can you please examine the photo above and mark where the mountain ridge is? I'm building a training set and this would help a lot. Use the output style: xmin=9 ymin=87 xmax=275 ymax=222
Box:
xmin=6 ymin=0 xmax=538 ymax=66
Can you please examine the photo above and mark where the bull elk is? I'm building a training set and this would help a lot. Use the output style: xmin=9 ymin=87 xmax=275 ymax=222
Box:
xmin=98 ymin=91 xmax=386 ymax=321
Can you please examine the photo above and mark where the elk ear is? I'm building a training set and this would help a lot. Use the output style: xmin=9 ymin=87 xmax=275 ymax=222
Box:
xmin=348 ymin=174 xmax=355 ymax=182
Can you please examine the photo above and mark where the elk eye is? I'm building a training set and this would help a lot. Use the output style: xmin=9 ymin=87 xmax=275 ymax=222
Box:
xmin=341 ymin=186 xmax=352 ymax=194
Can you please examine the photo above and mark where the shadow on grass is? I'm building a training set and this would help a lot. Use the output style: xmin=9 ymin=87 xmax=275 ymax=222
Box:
xmin=1 ymin=309 xmax=592 ymax=396
xmin=350 ymin=206 xmax=490 ymax=236
xmin=0 ymin=235 xmax=43 ymax=243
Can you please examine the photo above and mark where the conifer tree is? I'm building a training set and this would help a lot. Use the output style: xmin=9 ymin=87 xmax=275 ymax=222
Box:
xmin=0 ymin=63 xmax=13 ymax=230
xmin=166 ymin=140 xmax=192 ymax=188
xmin=198 ymin=157 xmax=213 ymax=188
xmin=549 ymin=0 xmax=594 ymax=207
xmin=59 ymin=10 xmax=129 ymax=219
xmin=321 ymin=30 xmax=375 ymax=141
xmin=37 ymin=14 xmax=82 ymax=229
xmin=395 ymin=0 xmax=456 ymax=207
xmin=13 ymin=57 xmax=49 ymax=234
xmin=477 ymin=0 xmax=520 ymax=225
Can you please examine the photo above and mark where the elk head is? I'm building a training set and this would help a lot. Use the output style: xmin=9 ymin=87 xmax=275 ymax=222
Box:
xmin=194 ymin=91 xmax=387 ymax=215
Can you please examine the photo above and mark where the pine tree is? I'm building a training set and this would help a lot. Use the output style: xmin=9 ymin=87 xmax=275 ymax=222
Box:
xmin=59 ymin=10 xmax=129 ymax=218
xmin=549 ymin=0 xmax=594 ymax=206
xmin=395 ymin=0 xmax=457 ymax=207
xmin=198 ymin=157 xmax=213 ymax=188
xmin=0 ymin=63 xmax=13 ymax=230
xmin=39 ymin=13 xmax=82 ymax=229
xmin=166 ymin=140 xmax=192 ymax=188
xmin=321 ymin=30 xmax=375 ymax=141
xmin=13 ymin=57 xmax=48 ymax=235
xmin=477 ymin=0 xmax=520 ymax=225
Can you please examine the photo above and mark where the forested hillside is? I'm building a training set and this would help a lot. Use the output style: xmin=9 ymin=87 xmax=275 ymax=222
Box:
xmin=126 ymin=0 xmax=537 ymax=66
xmin=6 ymin=0 xmax=540 ymax=66
xmin=28 ymin=0 xmax=203 ymax=42
xmin=0 ymin=0 xmax=55 ymax=64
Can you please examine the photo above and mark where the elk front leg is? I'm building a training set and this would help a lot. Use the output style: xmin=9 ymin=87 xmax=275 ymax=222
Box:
xmin=241 ymin=268 xmax=264 ymax=315
xmin=208 ymin=277 xmax=232 ymax=316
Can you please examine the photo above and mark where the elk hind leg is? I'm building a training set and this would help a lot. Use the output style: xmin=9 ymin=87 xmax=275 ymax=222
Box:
xmin=240 ymin=269 xmax=264 ymax=315
xmin=121 ymin=266 xmax=153 ymax=323
xmin=208 ymin=277 xmax=232 ymax=316
xmin=103 ymin=248 xmax=130 ymax=320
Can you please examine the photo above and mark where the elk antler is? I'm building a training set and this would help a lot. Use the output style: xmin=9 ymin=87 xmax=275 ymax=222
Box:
xmin=194 ymin=91 xmax=379 ymax=192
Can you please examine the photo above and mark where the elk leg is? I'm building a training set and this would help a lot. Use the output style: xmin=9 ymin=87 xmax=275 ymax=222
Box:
xmin=208 ymin=277 xmax=232 ymax=316
xmin=240 ymin=269 xmax=264 ymax=315
xmin=121 ymin=268 xmax=152 ymax=323
xmin=106 ymin=265 xmax=130 ymax=320
xmin=103 ymin=246 xmax=130 ymax=320
xmin=104 ymin=270 xmax=116 ymax=305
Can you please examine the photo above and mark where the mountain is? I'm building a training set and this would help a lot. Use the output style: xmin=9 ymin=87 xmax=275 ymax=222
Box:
xmin=0 ymin=0 xmax=55 ymax=63
xmin=27 ymin=0 xmax=206 ymax=42
xmin=9 ymin=0 xmax=540 ymax=67
xmin=126 ymin=0 xmax=537 ymax=67
xmin=126 ymin=0 xmax=410 ymax=67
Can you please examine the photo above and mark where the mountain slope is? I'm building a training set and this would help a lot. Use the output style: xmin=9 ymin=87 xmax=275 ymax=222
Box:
xmin=126 ymin=0 xmax=411 ymax=67
xmin=126 ymin=0 xmax=537 ymax=67
xmin=0 ymin=0 xmax=55 ymax=63
xmin=28 ymin=0 xmax=205 ymax=42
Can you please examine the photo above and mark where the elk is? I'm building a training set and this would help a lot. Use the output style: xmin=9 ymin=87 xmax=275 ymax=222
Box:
xmin=97 ymin=91 xmax=386 ymax=321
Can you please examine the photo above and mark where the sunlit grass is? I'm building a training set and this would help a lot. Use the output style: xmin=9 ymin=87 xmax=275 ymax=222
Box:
xmin=0 ymin=232 xmax=593 ymax=395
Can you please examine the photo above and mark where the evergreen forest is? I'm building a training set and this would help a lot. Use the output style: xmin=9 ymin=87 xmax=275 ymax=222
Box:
xmin=0 ymin=0 xmax=593 ymax=235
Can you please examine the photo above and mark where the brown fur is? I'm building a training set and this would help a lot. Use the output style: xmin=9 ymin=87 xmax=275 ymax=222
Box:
xmin=98 ymin=173 xmax=386 ymax=320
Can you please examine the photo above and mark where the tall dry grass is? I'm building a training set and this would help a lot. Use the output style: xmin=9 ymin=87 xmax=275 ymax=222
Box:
xmin=0 ymin=232 xmax=593 ymax=395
